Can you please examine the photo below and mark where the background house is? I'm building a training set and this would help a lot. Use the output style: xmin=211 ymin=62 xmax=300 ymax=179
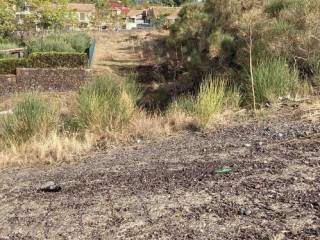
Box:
xmin=126 ymin=10 xmax=146 ymax=30
xmin=68 ymin=3 xmax=96 ymax=28
xmin=110 ymin=2 xmax=129 ymax=16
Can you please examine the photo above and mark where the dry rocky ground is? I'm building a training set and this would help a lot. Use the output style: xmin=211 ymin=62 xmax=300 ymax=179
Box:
xmin=1 ymin=31 xmax=319 ymax=239
xmin=0 ymin=100 xmax=319 ymax=239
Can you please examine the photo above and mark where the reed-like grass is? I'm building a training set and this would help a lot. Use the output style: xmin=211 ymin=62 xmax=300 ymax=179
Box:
xmin=75 ymin=74 xmax=142 ymax=132
xmin=169 ymin=75 xmax=233 ymax=128
xmin=250 ymin=58 xmax=301 ymax=106
xmin=0 ymin=94 xmax=57 ymax=146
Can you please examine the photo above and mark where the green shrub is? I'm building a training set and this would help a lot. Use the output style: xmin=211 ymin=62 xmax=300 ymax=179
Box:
xmin=26 ymin=32 xmax=91 ymax=54
xmin=63 ymin=32 xmax=91 ymax=53
xmin=76 ymin=74 xmax=140 ymax=131
xmin=248 ymin=58 xmax=300 ymax=106
xmin=0 ymin=94 xmax=57 ymax=145
xmin=27 ymin=52 xmax=87 ymax=68
xmin=0 ymin=58 xmax=27 ymax=74
xmin=164 ymin=0 xmax=318 ymax=109
xmin=27 ymin=38 xmax=75 ymax=54
xmin=0 ymin=52 xmax=87 ymax=74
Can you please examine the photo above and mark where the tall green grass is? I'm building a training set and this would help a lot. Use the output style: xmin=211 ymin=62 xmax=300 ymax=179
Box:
xmin=249 ymin=58 xmax=300 ymax=106
xmin=169 ymin=75 xmax=234 ymax=128
xmin=193 ymin=75 xmax=226 ymax=126
xmin=0 ymin=94 xmax=57 ymax=146
xmin=75 ymin=74 xmax=142 ymax=132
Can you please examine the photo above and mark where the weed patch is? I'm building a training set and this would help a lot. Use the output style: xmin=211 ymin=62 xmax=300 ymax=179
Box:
xmin=0 ymin=94 xmax=57 ymax=146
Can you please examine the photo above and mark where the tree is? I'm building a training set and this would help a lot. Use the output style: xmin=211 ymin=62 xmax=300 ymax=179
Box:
xmin=29 ymin=0 xmax=75 ymax=30
xmin=0 ymin=0 xmax=17 ymax=37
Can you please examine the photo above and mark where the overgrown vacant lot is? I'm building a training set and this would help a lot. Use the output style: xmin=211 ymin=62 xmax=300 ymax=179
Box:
xmin=0 ymin=100 xmax=319 ymax=239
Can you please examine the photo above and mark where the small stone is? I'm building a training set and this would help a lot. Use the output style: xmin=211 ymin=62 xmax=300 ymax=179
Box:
xmin=136 ymin=139 xmax=142 ymax=144
xmin=245 ymin=209 xmax=252 ymax=215
xmin=244 ymin=143 xmax=252 ymax=147
xmin=265 ymin=102 xmax=271 ymax=108
xmin=258 ymin=142 xmax=263 ymax=146
xmin=39 ymin=181 xmax=61 ymax=192
xmin=278 ymin=133 xmax=283 ymax=138
xmin=240 ymin=208 xmax=252 ymax=216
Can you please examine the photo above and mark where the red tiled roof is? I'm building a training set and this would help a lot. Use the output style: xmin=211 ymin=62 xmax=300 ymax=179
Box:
xmin=127 ymin=9 xmax=144 ymax=17
xmin=68 ymin=3 xmax=96 ymax=13
xmin=111 ymin=2 xmax=130 ymax=15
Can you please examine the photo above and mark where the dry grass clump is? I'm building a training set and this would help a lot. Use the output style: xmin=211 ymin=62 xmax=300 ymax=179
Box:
xmin=0 ymin=73 xmax=201 ymax=168
xmin=0 ymin=93 xmax=95 ymax=167
xmin=0 ymin=132 xmax=95 ymax=168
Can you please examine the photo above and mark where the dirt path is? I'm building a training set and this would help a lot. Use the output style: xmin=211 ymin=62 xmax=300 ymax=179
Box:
xmin=0 ymin=102 xmax=319 ymax=239
xmin=92 ymin=31 xmax=158 ymax=74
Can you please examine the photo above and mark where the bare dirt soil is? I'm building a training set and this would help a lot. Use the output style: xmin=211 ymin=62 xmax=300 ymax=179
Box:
xmin=0 ymin=101 xmax=319 ymax=240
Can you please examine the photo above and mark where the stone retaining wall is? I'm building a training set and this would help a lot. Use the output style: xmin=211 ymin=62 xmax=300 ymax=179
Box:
xmin=0 ymin=74 xmax=17 ymax=95
xmin=0 ymin=68 xmax=92 ymax=96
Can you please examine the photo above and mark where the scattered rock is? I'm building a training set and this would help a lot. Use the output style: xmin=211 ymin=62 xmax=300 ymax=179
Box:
xmin=265 ymin=102 xmax=271 ymax=108
xmin=240 ymin=208 xmax=252 ymax=216
xmin=255 ymin=184 xmax=261 ymax=189
xmin=244 ymin=143 xmax=252 ymax=148
xmin=38 ymin=181 xmax=61 ymax=192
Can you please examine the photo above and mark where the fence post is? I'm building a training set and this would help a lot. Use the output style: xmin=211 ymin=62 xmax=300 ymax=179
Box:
xmin=87 ymin=38 xmax=96 ymax=67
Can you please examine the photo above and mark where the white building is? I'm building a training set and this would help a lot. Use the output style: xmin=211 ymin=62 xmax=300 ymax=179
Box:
xmin=126 ymin=10 xmax=146 ymax=30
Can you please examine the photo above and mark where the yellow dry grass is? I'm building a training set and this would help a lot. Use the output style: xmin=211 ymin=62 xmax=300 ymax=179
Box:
xmin=301 ymin=98 xmax=320 ymax=123
xmin=0 ymin=91 xmax=76 ymax=112
xmin=0 ymin=132 xmax=95 ymax=168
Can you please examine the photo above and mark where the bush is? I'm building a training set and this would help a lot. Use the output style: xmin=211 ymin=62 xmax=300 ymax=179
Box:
xmin=0 ymin=94 xmax=57 ymax=145
xmin=0 ymin=52 xmax=87 ymax=74
xmin=27 ymin=38 xmax=76 ymax=54
xmin=26 ymin=32 xmax=91 ymax=54
xmin=62 ymin=32 xmax=91 ymax=53
xmin=27 ymin=52 xmax=87 ymax=68
xmin=248 ymin=58 xmax=300 ymax=106
xmin=0 ymin=58 xmax=27 ymax=74
xmin=164 ymin=0 xmax=318 ymax=108
xmin=76 ymin=74 xmax=141 ymax=131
